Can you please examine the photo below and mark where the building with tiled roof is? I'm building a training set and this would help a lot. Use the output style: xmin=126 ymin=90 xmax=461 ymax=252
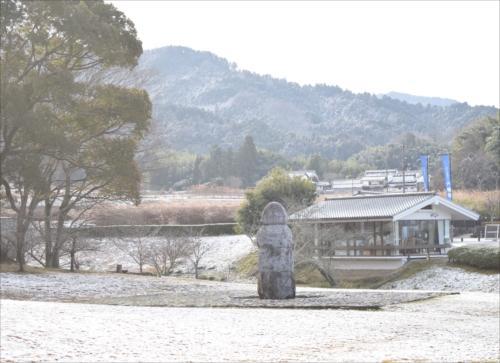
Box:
xmin=290 ymin=192 xmax=479 ymax=257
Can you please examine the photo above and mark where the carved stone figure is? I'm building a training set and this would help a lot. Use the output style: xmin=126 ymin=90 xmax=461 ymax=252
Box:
xmin=256 ymin=202 xmax=295 ymax=299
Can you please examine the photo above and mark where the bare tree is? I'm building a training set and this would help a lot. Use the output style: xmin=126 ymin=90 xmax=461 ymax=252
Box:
xmin=291 ymin=222 xmax=373 ymax=287
xmin=62 ymin=233 xmax=100 ymax=272
xmin=187 ymin=231 xmax=212 ymax=279
xmin=112 ymin=226 xmax=160 ymax=274
xmin=484 ymin=191 xmax=500 ymax=222
xmin=291 ymin=223 xmax=337 ymax=287
xmin=148 ymin=232 xmax=190 ymax=277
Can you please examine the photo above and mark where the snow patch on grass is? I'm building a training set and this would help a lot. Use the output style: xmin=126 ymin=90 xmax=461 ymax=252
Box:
xmin=381 ymin=265 xmax=499 ymax=293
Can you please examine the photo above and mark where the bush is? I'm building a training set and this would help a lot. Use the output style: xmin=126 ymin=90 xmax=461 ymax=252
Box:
xmin=236 ymin=168 xmax=316 ymax=236
xmin=448 ymin=244 xmax=500 ymax=270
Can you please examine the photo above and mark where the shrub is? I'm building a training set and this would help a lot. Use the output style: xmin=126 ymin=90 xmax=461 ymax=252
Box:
xmin=448 ymin=244 xmax=500 ymax=270
xmin=236 ymin=168 xmax=316 ymax=236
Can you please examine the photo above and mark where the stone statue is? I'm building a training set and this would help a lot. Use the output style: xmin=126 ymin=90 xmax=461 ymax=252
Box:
xmin=256 ymin=201 xmax=295 ymax=299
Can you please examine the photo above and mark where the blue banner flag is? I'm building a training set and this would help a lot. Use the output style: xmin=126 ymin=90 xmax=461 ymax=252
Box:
xmin=440 ymin=153 xmax=452 ymax=200
xmin=419 ymin=155 xmax=430 ymax=192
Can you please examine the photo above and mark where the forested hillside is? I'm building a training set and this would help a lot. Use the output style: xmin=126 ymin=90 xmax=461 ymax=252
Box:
xmin=134 ymin=46 xmax=498 ymax=159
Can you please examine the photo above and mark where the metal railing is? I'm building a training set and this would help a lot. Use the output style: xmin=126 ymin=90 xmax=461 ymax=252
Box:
xmin=312 ymin=243 xmax=451 ymax=257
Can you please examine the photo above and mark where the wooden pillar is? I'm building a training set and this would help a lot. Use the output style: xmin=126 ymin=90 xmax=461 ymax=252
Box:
xmin=372 ymin=222 xmax=377 ymax=256
xmin=380 ymin=221 xmax=384 ymax=256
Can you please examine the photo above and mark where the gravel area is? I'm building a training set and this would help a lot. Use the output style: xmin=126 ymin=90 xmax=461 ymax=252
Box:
xmin=1 ymin=292 xmax=498 ymax=362
xmin=0 ymin=272 xmax=449 ymax=308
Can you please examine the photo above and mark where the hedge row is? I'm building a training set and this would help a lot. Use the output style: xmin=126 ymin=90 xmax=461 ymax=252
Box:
xmin=448 ymin=244 xmax=500 ymax=270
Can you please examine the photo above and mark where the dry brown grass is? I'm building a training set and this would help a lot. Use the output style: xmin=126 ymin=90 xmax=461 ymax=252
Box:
xmin=89 ymin=198 xmax=243 ymax=226
xmin=452 ymin=190 xmax=499 ymax=221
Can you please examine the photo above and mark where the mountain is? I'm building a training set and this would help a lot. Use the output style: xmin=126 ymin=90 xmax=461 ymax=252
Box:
xmin=381 ymin=92 xmax=459 ymax=107
xmin=134 ymin=46 xmax=498 ymax=159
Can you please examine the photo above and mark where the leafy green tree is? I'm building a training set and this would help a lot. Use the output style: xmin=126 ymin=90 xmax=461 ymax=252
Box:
xmin=222 ymin=147 xmax=235 ymax=179
xmin=236 ymin=168 xmax=316 ymax=236
xmin=192 ymin=155 xmax=203 ymax=185
xmin=0 ymin=0 xmax=149 ymax=270
xmin=237 ymin=135 xmax=258 ymax=186
xmin=305 ymin=154 xmax=328 ymax=178
xmin=452 ymin=116 xmax=500 ymax=190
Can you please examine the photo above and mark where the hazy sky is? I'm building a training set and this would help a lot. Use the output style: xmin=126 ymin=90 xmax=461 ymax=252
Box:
xmin=110 ymin=1 xmax=499 ymax=107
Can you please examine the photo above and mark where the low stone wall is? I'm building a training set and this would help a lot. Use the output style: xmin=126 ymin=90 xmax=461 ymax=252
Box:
xmin=75 ymin=223 xmax=237 ymax=238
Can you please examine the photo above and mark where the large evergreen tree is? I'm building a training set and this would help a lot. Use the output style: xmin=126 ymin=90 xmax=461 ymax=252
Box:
xmin=452 ymin=116 xmax=500 ymax=190
xmin=192 ymin=155 xmax=203 ymax=185
xmin=237 ymin=135 xmax=258 ymax=187
xmin=0 ymin=0 xmax=150 ymax=270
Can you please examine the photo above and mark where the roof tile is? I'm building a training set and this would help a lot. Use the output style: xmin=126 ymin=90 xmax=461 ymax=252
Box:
xmin=290 ymin=193 xmax=435 ymax=221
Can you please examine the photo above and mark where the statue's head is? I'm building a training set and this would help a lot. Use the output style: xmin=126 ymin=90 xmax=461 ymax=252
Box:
xmin=261 ymin=201 xmax=288 ymax=225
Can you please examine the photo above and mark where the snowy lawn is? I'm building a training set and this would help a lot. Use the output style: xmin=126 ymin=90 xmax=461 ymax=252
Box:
xmin=53 ymin=234 xmax=255 ymax=276
xmin=0 ymin=271 xmax=447 ymax=308
xmin=1 ymin=292 xmax=499 ymax=362
xmin=381 ymin=265 xmax=500 ymax=293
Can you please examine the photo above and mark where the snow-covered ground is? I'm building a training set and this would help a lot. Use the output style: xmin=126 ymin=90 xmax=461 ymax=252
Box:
xmin=381 ymin=265 xmax=500 ymax=293
xmin=56 ymin=235 xmax=255 ymax=276
xmin=1 ymin=292 xmax=498 ymax=362
xmin=451 ymin=238 xmax=499 ymax=248
xmin=0 ymin=271 xmax=448 ymax=308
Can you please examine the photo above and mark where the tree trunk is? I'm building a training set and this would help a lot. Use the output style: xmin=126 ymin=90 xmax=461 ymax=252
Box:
xmin=70 ymin=250 xmax=75 ymax=272
xmin=44 ymin=198 xmax=53 ymax=267
xmin=47 ymin=210 xmax=68 ymax=269
xmin=50 ymin=249 xmax=60 ymax=269
xmin=16 ymin=234 xmax=25 ymax=272
xmin=15 ymin=209 xmax=28 ymax=272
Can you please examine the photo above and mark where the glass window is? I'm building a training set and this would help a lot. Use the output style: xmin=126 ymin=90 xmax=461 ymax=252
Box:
xmin=399 ymin=220 xmax=440 ymax=245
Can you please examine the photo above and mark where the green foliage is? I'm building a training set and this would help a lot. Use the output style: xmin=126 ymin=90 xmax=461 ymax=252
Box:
xmin=192 ymin=156 xmax=203 ymax=185
xmin=452 ymin=116 xmax=500 ymax=190
xmin=0 ymin=0 xmax=150 ymax=269
xmin=236 ymin=168 xmax=316 ymax=236
xmin=1 ymin=0 xmax=149 ymax=200
xmin=237 ymin=135 xmax=258 ymax=186
xmin=448 ymin=244 xmax=500 ymax=270
xmin=350 ymin=133 xmax=446 ymax=172
xmin=305 ymin=154 xmax=328 ymax=178
xmin=144 ymin=150 xmax=196 ymax=190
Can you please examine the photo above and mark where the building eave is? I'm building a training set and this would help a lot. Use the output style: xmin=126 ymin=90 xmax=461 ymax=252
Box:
xmin=393 ymin=195 xmax=480 ymax=221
